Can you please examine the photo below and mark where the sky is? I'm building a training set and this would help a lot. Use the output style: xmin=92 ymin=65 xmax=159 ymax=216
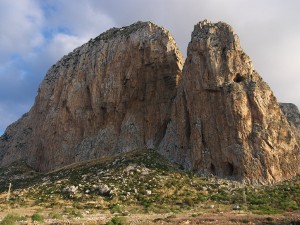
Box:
xmin=0 ymin=0 xmax=299 ymax=135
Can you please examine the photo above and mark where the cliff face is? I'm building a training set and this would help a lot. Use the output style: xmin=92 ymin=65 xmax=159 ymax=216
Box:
xmin=158 ymin=20 xmax=300 ymax=184
xmin=0 ymin=20 xmax=299 ymax=184
xmin=279 ymin=103 xmax=300 ymax=141
xmin=0 ymin=21 xmax=183 ymax=171
xmin=279 ymin=103 xmax=300 ymax=130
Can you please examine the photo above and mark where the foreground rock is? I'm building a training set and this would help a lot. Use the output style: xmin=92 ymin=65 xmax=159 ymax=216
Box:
xmin=0 ymin=20 xmax=299 ymax=184
xmin=159 ymin=20 xmax=300 ymax=184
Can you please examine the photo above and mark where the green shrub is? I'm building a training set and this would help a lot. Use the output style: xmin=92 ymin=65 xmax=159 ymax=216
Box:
xmin=109 ymin=204 xmax=123 ymax=213
xmin=0 ymin=213 xmax=24 ymax=225
xmin=248 ymin=205 xmax=283 ymax=215
xmin=63 ymin=208 xmax=83 ymax=218
xmin=48 ymin=212 xmax=63 ymax=220
xmin=31 ymin=213 xmax=44 ymax=223
xmin=184 ymin=197 xmax=194 ymax=206
xmin=195 ymin=193 xmax=207 ymax=202
xmin=210 ymin=189 xmax=230 ymax=202
xmin=107 ymin=216 xmax=128 ymax=225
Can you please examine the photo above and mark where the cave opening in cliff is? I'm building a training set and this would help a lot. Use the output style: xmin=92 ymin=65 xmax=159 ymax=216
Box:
xmin=234 ymin=73 xmax=245 ymax=83
xmin=225 ymin=162 xmax=234 ymax=176
xmin=210 ymin=163 xmax=216 ymax=175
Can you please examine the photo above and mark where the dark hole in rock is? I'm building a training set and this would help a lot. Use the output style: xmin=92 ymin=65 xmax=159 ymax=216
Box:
xmin=221 ymin=47 xmax=227 ymax=60
xmin=234 ymin=73 xmax=245 ymax=83
xmin=210 ymin=163 xmax=216 ymax=175
xmin=62 ymin=100 xmax=67 ymax=107
xmin=225 ymin=162 xmax=234 ymax=176
xmin=66 ymin=106 xmax=71 ymax=114
xmin=222 ymin=47 xmax=226 ymax=53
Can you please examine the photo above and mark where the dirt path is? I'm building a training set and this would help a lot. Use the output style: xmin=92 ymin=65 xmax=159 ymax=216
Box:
xmin=0 ymin=207 xmax=299 ymax=224
xmin=164 ymin=211 xmax=300 ymax=225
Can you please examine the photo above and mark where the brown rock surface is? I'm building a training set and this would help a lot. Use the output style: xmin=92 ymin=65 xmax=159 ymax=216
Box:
xmin=0 ymin=21 xmax=183 ymax=171
xmin=0 ymin=20 xmax=299 ymax=184
xmin=159 ymin=20 xmax=300 ymax=184
xmin=279 ymin=103 xmax=300 ymax=130
xmin=279 ymin=103 xmax=300 ymax=142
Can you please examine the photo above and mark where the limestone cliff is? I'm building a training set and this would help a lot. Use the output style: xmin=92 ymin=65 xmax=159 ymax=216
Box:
xmin=279 ymin=103 xmax=300 ymax=140
xmin=0 ymin=21 xmax=183 ymax=171
xmin=279 ymin=103 xmax=300 ymax=130
xmin=159 ymin=20 xmax=300 ymax=184
xmin=0 ymin=20 xmax=299 ymax=184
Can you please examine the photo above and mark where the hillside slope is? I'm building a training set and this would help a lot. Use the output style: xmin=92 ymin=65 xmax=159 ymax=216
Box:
xmin=0 ymin=149 xmax=299 ymax=224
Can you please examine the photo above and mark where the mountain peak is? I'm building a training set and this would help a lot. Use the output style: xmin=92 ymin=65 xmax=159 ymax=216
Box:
xmin=0 ymin=20 xmax=299 ymax=184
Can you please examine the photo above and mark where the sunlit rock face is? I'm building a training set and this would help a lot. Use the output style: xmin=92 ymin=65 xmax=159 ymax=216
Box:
xmin=0 ymin=20 xmax=299 ymax=184
xmin=159 ymin=20 xmax=300 ymax=184
xmin=0 ymin=21 xmax=183 ymax=172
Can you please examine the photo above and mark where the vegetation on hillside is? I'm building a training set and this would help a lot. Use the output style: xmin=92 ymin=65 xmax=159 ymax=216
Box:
xmin=0 ymin=149 xmax=299 ymax=224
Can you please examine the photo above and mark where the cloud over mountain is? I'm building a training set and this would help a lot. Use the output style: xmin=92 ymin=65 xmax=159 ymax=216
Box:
xmin=0 ymin=0 xmax=299 ymax=134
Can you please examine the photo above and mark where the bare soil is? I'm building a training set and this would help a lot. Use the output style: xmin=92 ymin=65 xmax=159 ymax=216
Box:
xmin=1 ymin=207 xmax=299 ymax=225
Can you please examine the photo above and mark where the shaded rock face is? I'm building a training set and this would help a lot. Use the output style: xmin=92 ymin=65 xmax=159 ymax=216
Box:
xmin=159 ymin=20 xmax=300 ymax=184
xmin=0 ymin=20 xmax=299 ymax=184
xmin=0 ymin=21 xmax=183 ymax=171
xmin=279 ymin=103 xmax=300 ymax=141
xmin=279 ymin=103 xmax=300 ymax=130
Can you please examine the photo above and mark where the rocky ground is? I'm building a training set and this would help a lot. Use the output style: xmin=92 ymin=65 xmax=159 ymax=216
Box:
xmin=0 ymin=149 xmax=299 ymax=224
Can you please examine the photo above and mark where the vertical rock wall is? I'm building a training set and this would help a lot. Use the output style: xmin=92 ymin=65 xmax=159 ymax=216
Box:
xmin=159 ymin=20 xmax=300 ymax=184
xmin=0 ymin=20 xmax=299 ymax=184
xmin=0 ymin=22 xmax=183 ymax=171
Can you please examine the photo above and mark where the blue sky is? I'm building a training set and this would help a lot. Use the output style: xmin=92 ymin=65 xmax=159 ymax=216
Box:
xmin=0 ymin=0 xmax=300 ymax=135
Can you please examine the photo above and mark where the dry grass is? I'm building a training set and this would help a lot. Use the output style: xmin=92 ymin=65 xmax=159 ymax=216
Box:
xmin=0 ymin=149 xmax=299 ymax=224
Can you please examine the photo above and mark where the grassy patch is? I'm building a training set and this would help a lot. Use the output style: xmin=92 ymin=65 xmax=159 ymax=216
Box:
xmin=109 ymin=204 xmax=123 ymax=214
xmin=48 ymin=211 xmax=63 ymax=220
xmin=31 ymin=213 xmax=44 ymax=223
xmin=0 ymin=213 xmax=25 ymax=225
xmin=106 ymin=216 xmax=128 ymax=225
xmin=63 ymin=208 xmax=83 ymax=218
xmin=0 ymin=149 xmax=299 ymax=218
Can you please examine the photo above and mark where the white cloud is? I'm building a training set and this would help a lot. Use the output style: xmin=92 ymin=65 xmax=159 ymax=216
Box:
xmin=45 ymin=33 xmax=88 ymax=62
xmin=41 ymin=0 xmax=115 ymax=38
xmin=0 ymin=0 xmax=300 ymax=135
xmin=0 ymin=102 xmax=29 ymax=133
xmin=0 ymin=0 xmax=44 ymax=59
xmin=0 ymin=0 xmax=117 ymax=134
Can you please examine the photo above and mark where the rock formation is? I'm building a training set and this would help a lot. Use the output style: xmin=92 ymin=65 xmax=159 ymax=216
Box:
xmin=0 ymin=21 xmax=183 ymax=171
xmin=158 ymin=20 xmax=300 ymax=184
xmin=0 ymin=20 xmax=299 ymax=184
xmin=279 ymin=103 xmax=300 ymax=130
xmin=279 ymin=103 xmax=300 ymax=140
